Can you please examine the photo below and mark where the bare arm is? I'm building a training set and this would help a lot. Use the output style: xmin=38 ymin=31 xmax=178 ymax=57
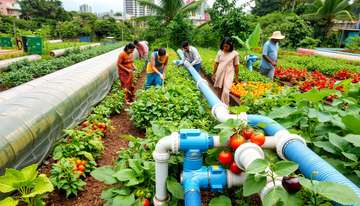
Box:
xmin=263 ymin=55 xmax=277 ymax=67
xmin=117 ymin=56 xmax=132 ymax=73
xmin=212 ymin=62 xmax=219 ymax=81
xmin=234 ymin=65 xmax=239 ymax=84
xmin=163 ymin=57 xmax=168 ymax=75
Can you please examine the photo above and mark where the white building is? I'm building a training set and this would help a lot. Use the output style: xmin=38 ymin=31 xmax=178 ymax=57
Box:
xmin=123 ymin=0 xmax=154 ymax=17
xmin=79 ymin=4 xmax=92 ymax=13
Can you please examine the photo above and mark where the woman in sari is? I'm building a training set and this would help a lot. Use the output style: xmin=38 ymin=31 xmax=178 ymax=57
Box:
xmin=117 ymin=43 xmax=138 ymax=106
xmin=145 ymin=48 xmax=168 ymax=90
xmin=212 ymin=37 xmax=239 ymax=106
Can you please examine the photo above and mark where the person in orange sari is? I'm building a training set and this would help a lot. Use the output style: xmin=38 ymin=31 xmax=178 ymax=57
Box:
xmin=212 ymin=37 xmax=239 ymax=106
xmin=117 ymin=43 xmax=138 ymax=106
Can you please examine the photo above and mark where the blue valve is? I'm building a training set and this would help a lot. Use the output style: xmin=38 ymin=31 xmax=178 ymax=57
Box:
xmin=247 ymin=54 xmax=259 ymax=71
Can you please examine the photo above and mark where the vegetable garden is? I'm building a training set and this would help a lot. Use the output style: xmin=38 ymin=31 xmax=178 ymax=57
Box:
xmin=1 ymin=42 xmax=360 ymax=206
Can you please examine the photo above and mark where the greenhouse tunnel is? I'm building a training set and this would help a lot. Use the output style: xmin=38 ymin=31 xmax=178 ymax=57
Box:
xmin=151 ymin=50 xmax=360 ymax=206
xmin=0 ymin=42 xmax=147 ymax=199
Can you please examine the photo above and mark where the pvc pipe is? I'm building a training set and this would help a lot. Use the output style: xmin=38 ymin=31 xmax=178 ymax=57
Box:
xmin=226 ymin=170 xmax=248 ymax=188
xmin=259 ymin=177 xmax=283 ymax=200
xmin=247 ymin=114 xmax=286 ymax=136
xmin=260 ymin=130 xmax=291 ymax=150
xmin=0 ymin=55 xmax=41 ymax=72
xmin=234 ymin=143 xmax=265 ymax=171
xmin=316 ymin=48 xmax=360 ymax=57
xmin=284 ymin=141 xmax=360 ymax=206
xmin=297 ymin=48 xmax=316 ymax=55
xmin=49 ymin=43 xmax=101 ymax=58
xmin=213 ymin=136 xmax=230 ymax=148
xmin=314 ymin=50 xmax=360 ymax=62
xmin=153 ymin=133 xmax=179 ymax=205
xmin=45 ymin=40 xmax=63 ymax=44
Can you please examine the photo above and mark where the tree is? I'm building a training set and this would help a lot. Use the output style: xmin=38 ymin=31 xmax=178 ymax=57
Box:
xmin=135 ymin=0 xmax=204 ymax=22
xmin=251 ymin=0 xmax=283 ymax=17
xmin=102 ymin=14 xmax=110 ymax=20
xmin=206 ymin=0 xmax=237 ymax=22
xmin=18 ymin=2 xmax=36 ymax=21
xmin=303 ymin=0 xmax=353 ymax=37
xmin=167 ymin=13 xmax=194 ymax=48
xmin=282 ymin=0 xmax=305 ymax=12
xmin=114 ymin=12 xmax=122 ymax=16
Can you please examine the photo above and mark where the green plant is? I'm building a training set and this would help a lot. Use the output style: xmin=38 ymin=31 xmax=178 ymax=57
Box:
xmin=297 ymin=37 xmax=321 ymax=49
xmin=0 ymin=164 xmax=54 ymax=206
xmin=49 ymin=158 xmax=87 ymax=197
xmin=345 ymin=35 xmax=360 ymax=52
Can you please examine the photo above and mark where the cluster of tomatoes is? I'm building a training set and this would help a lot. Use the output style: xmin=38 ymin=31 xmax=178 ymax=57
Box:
xmin=135 ymin=189 xmax=152 ymax=206
xmin=218 ymin=127 xmax=266 ymax=174
xmin=57 ymin=158 xmax=88 ymax=179
xmin=83 ymin=121 xmax=107 ymax=140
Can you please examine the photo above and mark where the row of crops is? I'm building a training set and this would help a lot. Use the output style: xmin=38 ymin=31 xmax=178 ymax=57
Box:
xmin=0 ymin=42 xmax=127 ymax=88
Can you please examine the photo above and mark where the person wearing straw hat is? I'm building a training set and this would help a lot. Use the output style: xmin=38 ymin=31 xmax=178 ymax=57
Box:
xmin=259 ymin=31 xmax=285 ymax=80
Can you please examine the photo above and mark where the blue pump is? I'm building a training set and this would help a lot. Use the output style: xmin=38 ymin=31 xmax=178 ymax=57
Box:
xmin=247 ymin=54 xmax=258 ymax=71
xmin=179 ymin=129 xmax=227 ymax=204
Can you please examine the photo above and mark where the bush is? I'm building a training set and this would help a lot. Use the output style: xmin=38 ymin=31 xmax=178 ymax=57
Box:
xmin=345 ymin=35 xmax=360 ymax=52
xmin=193 ymin=25 xmax=219 ymax=48
xmin=297 ymin=37 xmax=321 ymax=49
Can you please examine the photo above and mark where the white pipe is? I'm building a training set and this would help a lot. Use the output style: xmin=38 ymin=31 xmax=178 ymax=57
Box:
xmin=226 ymin=170 xmax=248 ymax=188
xmin=45 ymin=40 xmax=63 ymax=44
xmin=259 ymin=177 xmax=283 ymax=200
xmin=211 ymin=102 xmax=247 ymax=123
xmin=213 ymin=136 xmax=230 ymax=148
xmin=153 ymin=132 xmax=179 ymax=206
xmin=234 ymin=143 xmax=265 ymax=171
xmin=260 ymin=130 xmax=291 ymax=149
xmin=0 ymin=55 xmax=41 ymax=72
xmin=49 ymin=43 xmax=101 ymax=58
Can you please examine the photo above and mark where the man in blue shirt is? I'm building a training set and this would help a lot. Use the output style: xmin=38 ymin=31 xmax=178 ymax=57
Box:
xmin=259 ymin=31 xmax=285 ymax=80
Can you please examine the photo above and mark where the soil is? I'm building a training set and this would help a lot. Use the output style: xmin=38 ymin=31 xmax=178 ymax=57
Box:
xmin=13 ymin=66 xmax=263 ymax=206
xmin=0 ymin=85 xmax=6 ymax=93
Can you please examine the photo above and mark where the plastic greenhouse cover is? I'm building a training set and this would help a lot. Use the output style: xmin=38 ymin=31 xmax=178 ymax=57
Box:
xmin=0 ymin=42 xmax=147 ymax=198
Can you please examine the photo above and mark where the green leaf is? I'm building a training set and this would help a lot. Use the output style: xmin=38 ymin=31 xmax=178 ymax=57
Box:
xmin=313 ymin=141 xmax=339 ymax=154
xmin=77 ymin=151 xmax=94 ymax=161
xmin=129 ymin=159 xmax=143 ymax=175
xmin=268 ymin=187 xmax=302 ymax=206
xmin=208 ymin=195 xmax=232 ymax=206
xmin=228 ymin=106 xmax=249 ymax=115
xmin=342 ymin=152 xmax=358 ymax=162
xmin=299 ymin=177 xmax=317 ymax=192
xmin=0 ymin=176 xmax=18 ymax=193
xmin=219 ymin=127 xmax=235 ymax=144
xmin=0 ymin=197 xmax=19 ymax=206
xmin=166 ymin=177 xmax=184 ymax=200
xmin=22 ymin=176 xmax=54 ymax=198
xmin=243 ymin=174 xmax=267 ymax=196
xmin=246 ymin=23 xmax=262 ymax=49
xmin=113 ymin=169 xmax=138 ymax=182
xmin=341 ymin=115 xmax=360 ymax=134
xmin=232 ymin=36 xmax=247 ymax=50
xmin=268 ymin=106 xmax=300 ymax=119
xmin=91 ymin=166 xmax=119 ymax=184
xmin=344 ymin=134 xmax=360 ymax=147
xmin=119 ymin=135 xmax=137 ymax=142
xmin=101 ymin=187 xmax=118 ymax=200
xmin=328 ymin=133 xmax=350 ymax=152
xmin=291 ymin=88 xmax=333 ymax=104
xmin=152 ymin=124 xmax=171 ymax=137
xmin=245 ymin=159 xmax=268 ymax=174
xmin=53 ymin=146 xmax=63 ymax=160
xmin=112 ymin=193 xmax=135 ymax=206
xmin=308 ymin=108 xmax=333 ymax=122
xmin=315 ymin=181 xmax=360 ymax=204
xmin=273 ymin=161 xmax=299 ymax=177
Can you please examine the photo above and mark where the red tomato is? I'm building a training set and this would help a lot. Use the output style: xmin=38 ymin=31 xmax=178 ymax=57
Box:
xmin=78 ymin=165 xmax=85 ymax=171
xmin=251 ymin=132 xmax=266 ymax=146
xmin=72 ymin=171 xmax=76 ymax=175
xmin=219 ymin=151 xmax=232 ymax=165
xmin=93 ymin=125 xmax=98 ymax=130
xmin=230 ymin=135 xmax=245 ymax=150
xmin=243 ymin=128 xmax=254 ymax=140
xmin=141 ymin=198 xmax=149 ymax=206
xmin=98 ymin=123 xmax=103 ymax=128
xmin=67 ymin=139 xmax=71 ymax=143
xmin=57 ymin=159 xmax=60 ymax=163
xmin=82 ymin=122 xmax=88 ymax=127
xmin=76 ymin=160 xmax=82 ymax=167
xmin=229 ymin=160 xmax=243 ymax=174
xmin=103 ymin=131 xmax=107 ymax=135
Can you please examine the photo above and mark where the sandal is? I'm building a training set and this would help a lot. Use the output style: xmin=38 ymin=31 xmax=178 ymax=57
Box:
xmin=125 ymin=102 xmax=130 ymax=106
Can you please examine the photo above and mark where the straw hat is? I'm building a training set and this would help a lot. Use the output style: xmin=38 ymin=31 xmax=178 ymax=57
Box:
xmin=268 ymin=31 xmax=285 ymax=39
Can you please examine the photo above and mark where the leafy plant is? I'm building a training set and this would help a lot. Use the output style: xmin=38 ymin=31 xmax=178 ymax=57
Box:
xmin=0 ymin=164 xmax=54 ymax=206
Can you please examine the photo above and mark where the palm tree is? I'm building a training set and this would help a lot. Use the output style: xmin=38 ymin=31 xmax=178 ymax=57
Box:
xmin=134 ymin=0 xmax=205 ymax=22
xmin=18 ymin=3 xmax=36 ymax=21
xmin=282 ymin=0 xmax=305 ymax=11
xmin=303 ymin=0 xmax=354 ymax=37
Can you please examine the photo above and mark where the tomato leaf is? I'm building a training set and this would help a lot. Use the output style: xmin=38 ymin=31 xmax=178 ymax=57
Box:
xmin=219 ymin=128 xmax=236 ymax=144
xmin=243 ymin=174 xmax=267 ymax=196
xmin=315 ymin=181 xmax=360 ymax=204
xmin=91 ymin=166 xmax=118 ymax=184
xmin=273 ymin=161 xmax=299 ymax=177
xmin=344 ymin=134 xmax=360 ymax=147
xmin=245 ymin=159 xmax=268 ymax=174
xmin=341 ymin=115 xmax=360 ymax=134
xmin=166 ymin=176 xmax=184 ymax=200
xmin=209 ymin=195 xmax=232 ymax=206
xmin=229 ymin=106 xmax=249 ymax=115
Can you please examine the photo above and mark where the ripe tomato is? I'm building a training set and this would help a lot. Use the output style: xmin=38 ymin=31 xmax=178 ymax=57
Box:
xmin=72 ymin=171 xmax=77 ymax=175
xmin=93 ymin=125 xmax=98 ymax=130
xmin=230 ymin=135 xmax=245 ymax=150
xmin=86 ymin=130 xmax=93 ymax=134
xmin=67 ymin=139 xmax=71 ymax=143
xmin=98 ymin=123 xmax=103 ymax=128
xmin=82 ymin=122 xmax=88 ymax=127
xmin=100 ymin=127 xmax=105 ymax=131
xmin=78 ymin=165 xmax=85 ymax=171
xmin=79 ymin=172 xmax=83 ymax=176
xmin=103 ymin=131 xmax=107 ymax=135
xmin=70 ymin=158 xmax=76 ymax=162
xmin=141 ymin=198 xmax=149 ymax=206
xmin=219 ymin=151 xmax=232 ymax=165
xmin=251 ymin=132 xmax=266 ymax=146
xmin=99 ymin=137 xmax=102 ymax=141
xmin=76 ymin=160 xmax=82 ymax=167
xmin=229 ymin=160 xmax=243 ymax=174
xmin=75 ymin=167 xmax=78 ymax=171
xmin=82 ymin=161 xmax=86 ymax=166
xmin=243 ymin=128 xmax=254 ymax=140
xmin=57 ymin=159 xmax=60 ymax=163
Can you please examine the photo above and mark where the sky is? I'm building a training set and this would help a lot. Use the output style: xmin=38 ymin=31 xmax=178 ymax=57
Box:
xmin=59 ymin=0 xmax=253 ymax=14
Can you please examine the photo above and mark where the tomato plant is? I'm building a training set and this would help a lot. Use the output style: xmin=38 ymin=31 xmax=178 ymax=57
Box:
xmin=230 ymin=135 xmax=245 ymax=149
xmin=250 ymin=132 xmax=265 ymax=146
xmin=219 ymin=151 xmax=232 ymax=165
